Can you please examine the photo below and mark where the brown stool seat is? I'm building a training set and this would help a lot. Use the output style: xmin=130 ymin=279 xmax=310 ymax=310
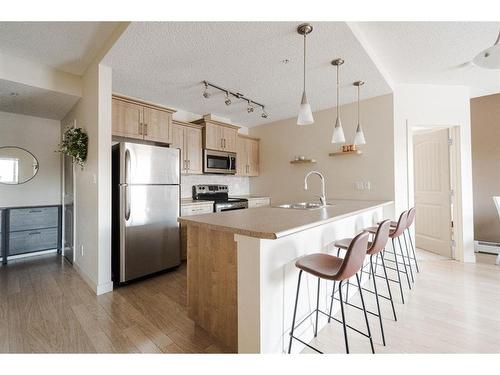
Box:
xmin=378 ymin=220 xmax=398 ymax=227
xmin=295 ymin=253 xmax=343 ymax=280
xmin=335 ymin=237 xmax=372 ymax=250
xmin=365 ymin=226 xmax=396 ymax=237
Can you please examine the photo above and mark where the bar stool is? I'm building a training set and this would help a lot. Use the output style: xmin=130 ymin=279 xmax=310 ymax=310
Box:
xmin=288 ymin=231 xmax=374 ymax=354
xmin=368 ymin=211 xmax=411 ymax=303
xmin=403 ymin=207 xmax=419 ymax=273
xmin=332 ymin=220 xmax=396 ymax=346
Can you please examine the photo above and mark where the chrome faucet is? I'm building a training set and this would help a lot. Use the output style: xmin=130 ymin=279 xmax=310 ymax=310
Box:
xmin=304 ymin=171 xmax=327 ymax=206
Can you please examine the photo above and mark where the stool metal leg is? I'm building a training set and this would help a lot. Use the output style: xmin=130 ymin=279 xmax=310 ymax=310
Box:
xmin=314 ymin=277 xmax=320 ymax=337
xmin=356 ymin=273 xmax=375 ymax=354
xmin=328 ymin=280 xmax=336 ymax=323
xmin=397 ymin=236 xmax=411 ymax=289
xmin=380 ymin=251 xmax=397 ymax=321
xmin=288 ymin=270 xmax=303 ymax=354
xmin=337 ymin=280 xmax=349 ymax=354
xmin=370 ymin=255 xmax=385 ymax=346
xmin=391 ymin=238 xmax=405 ymax=304
xmin=402 ymin=232 xmax=415 ymax=283
xmin=406 ymin=229 xmax=420 ymax=272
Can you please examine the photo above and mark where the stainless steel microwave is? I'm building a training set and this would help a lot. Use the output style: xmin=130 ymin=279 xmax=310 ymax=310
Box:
xmin=204 ymin=149 xmax=237 ymax=174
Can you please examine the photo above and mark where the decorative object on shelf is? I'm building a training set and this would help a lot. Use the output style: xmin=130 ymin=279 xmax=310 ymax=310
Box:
xmin=59 ymin=127 xmax=88 ymax=168
xmin=353 ymin=80 xmax=366 ymax=145
xmin=473 ymin=29 xmax=500 ymax=69
xmin=341 ymin=144 xmax=358 ymax=152
xmin=331 ymin=58 xmax=346 ymax=143
xmin=290 ymin=159 xmax=317 ymax=164
xmin=201 ymin=80 xmax=268 ymax=119
xmin=296 ymin=23 xmax=314 ymax=125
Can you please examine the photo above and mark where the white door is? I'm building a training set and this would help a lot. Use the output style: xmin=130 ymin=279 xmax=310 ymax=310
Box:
xmin=413 ymin=128 xmax=452 ymax=257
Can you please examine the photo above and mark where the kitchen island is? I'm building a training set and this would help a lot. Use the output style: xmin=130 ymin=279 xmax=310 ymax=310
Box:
xmin=178 ymin=199 xmax=393 ymax=353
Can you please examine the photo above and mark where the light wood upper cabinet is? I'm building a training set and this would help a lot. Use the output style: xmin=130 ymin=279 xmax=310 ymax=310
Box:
xmin=112 ymin=95 xmax=175 ymax=144
xmin=192 ymin=114 xmax=239 ymax=153
xmin=112 ymin=99 xmax=143 ymax=139
xmin=172 ymin=120 xmax=203 ymax=175
xmin=236 ymin=135 xmax=260 ymax=177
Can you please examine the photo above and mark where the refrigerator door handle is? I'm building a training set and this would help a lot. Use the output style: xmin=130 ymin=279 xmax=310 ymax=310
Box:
xmin=125 ymin=149 xmax=131 ymax=220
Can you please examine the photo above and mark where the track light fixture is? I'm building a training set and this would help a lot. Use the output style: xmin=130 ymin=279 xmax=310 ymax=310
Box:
xmin=224 ymin=91 xmax=232 ymax=106
xmin=201 ymin=80 xmax=267 ymax=118
xmin=202 ymin=82 xmax=210 ymax=99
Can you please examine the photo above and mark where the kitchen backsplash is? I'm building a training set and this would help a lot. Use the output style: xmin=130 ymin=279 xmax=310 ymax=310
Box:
xmin=181 ymin=175 xmax=250 ymax=198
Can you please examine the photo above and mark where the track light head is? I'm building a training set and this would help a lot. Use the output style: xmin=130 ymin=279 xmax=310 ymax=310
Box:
xmin=202 ymin=82 xmax=210 ymax=99
xmin=225 ymin=91 xmax=232 ymax=106
xmin=247 ymin=100 xmax=254 ymax=113
xmin=261 ymin=107 xmax=268 ymax=119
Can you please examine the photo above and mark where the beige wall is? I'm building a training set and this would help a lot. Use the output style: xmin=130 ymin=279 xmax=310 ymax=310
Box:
xmin=248 ymin=94 xmax=394 ymax=205
xmin=471 ymin=93 xmax=500 ymax=243
xmin=0 ymin=111 xmax=61 ymax=207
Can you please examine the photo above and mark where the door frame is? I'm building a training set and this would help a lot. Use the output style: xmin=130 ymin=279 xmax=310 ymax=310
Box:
xmin=61 ymin=119 xmax=77 ymax=264
xmin=406 ymin=123 xmax=462 ymax=261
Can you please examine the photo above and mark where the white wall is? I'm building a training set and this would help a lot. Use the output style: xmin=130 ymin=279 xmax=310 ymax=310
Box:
xmin=248 ymin=94 xmax=394 ymax=206
xmin=0 ymin=111 xmax=61 ymax=207
xmin=393 ymin=84 xmax=474 ymax=262
xmin=61 ymin=63 xmax=113 ymax=295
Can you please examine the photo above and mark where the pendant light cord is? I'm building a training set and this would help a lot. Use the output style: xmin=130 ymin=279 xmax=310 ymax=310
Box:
xmin=336 ymin=64 xmax=340 ymax=120
xmin=357 ymin=84 xmax=360 ymax=125
xmin=303 ymin=34 xmax=306 ymax=92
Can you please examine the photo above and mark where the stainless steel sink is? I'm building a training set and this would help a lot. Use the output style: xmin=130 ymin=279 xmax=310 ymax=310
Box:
xmin=276 ymin=202 xmax=333 ymax=210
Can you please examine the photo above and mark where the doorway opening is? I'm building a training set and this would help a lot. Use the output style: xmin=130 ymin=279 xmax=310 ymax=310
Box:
xmin=411 ymin=126 xmax=458 ymax=259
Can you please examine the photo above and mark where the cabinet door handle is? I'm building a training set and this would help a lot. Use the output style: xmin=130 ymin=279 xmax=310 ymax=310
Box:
xmin=187 ymin=160 xmax=190 ymax=170
xmin=144 ymin=123 xmax=148 ymax=136
xmin=220 ymin=138 xmax=224 ymax=148
xmin=29 ymin=209 xmax=42 ymax=213
xmin=224 ymin=138 xmax=226 ymax=149
xmin=29 ymin=231 xmax=41 ymax=236
xmin=139 ymin=123 xmax=143 ymax=135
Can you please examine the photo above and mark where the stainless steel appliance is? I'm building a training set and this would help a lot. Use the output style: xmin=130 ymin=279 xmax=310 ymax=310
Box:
xmin=112 ymin=142 xmax=181 ymax=284
xmin=192 ymin=185 xmax=248 ymax=212
xmin=204 ymin=150 xmax=237 ymax=174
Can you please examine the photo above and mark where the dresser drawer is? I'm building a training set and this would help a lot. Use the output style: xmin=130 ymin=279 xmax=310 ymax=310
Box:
xmin=9 ymin=207 xmax=59 ymax=231
xmin=8 ymin=227 xmax=59 ymax=255
xmin=181 ymin=204 xmax=213 ymax=216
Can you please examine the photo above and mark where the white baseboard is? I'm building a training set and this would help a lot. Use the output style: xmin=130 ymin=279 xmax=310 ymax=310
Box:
xmin=73 ymin=262 xmax=113 ymax=296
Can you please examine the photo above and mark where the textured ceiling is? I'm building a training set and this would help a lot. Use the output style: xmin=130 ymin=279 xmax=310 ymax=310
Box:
xmin=103 ymin=22 xmax=392 ymax=127
xmin=0 ymin=22 xmax=120 ymax=75
xmin=0 ymin=79 xmax=80 ymax=120
xmin=353 ymin=22 xmax=500 ymax=98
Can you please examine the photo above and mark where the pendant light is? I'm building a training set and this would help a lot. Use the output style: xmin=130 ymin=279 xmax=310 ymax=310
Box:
xmin=297 ymin=23 xmax=314 ymax=125
xmin=331 ymin=58 xmax=345 ymax=143
xmin=353 ymin=80 xmax=366 ymax=145
xmin=473 ymin=29 xmax=500 ymax=70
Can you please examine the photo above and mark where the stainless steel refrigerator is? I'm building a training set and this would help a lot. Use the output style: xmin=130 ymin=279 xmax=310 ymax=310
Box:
xmin=112 ymin=142 xmax=181 ymax=284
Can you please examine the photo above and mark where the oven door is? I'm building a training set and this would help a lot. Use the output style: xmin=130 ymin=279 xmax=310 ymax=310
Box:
xmin=204 ymin=150 xmax=237 ymax=174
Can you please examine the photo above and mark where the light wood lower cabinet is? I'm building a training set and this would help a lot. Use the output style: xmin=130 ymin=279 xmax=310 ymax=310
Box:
xmin=236 ymin=135 xmax=260 ymax=177
xmin=247 ymin=197 xmax=270 ymax=208
xmin=112 ymin=95 xmax=175 ymax=144
xmin=172 ymin=121 xmax=203 ymax=175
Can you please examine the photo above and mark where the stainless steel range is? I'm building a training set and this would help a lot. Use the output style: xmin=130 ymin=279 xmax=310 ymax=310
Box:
xmin=192 ymin=185 xmax=248 ymax=212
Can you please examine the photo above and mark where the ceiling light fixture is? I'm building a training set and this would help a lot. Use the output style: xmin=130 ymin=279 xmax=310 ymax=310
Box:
xmin=246 ymin=100 xmax=254 ymax=113
xmin=473 ymin=29 xmax=500 ymax=70
xmin=261 ymin=106 xmax=268 ymax=119
xmin=353 ymin=81 xmax=366 ymax=146
xmin=331 ymin=58 xmax=346 ymax=144
xmin=224 ymin=91 xmax=232 ymax=106
xmin=202 ymin=82 xmax=211 ymax=98
xmin=297 ymin=23 xmax=314 ymax=125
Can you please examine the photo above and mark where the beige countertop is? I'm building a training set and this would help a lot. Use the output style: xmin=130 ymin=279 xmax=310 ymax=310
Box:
xmin=181 ymin=198 xmax=214 ymax=206
xmin=179 ymin=199 xmax=393 ymax=240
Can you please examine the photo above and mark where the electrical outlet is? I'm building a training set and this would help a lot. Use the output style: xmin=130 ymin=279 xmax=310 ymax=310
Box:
xmin=80 ymin=244 xmax=84 ymax=256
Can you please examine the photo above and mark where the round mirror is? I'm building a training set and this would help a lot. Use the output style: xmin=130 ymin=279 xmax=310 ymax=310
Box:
xmin=0 ymin=146 xmax=39 ymax=185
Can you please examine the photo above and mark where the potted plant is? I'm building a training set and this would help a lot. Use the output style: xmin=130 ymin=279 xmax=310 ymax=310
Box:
xmin=59 ymin=127 xmax=88 ymax=168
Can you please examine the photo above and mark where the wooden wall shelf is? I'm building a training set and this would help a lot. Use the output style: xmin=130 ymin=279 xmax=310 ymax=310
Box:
xmin=290 ymin=159 xmax=316 ymax=164
xmin=329 ymin=150 xmax=362 ymax=156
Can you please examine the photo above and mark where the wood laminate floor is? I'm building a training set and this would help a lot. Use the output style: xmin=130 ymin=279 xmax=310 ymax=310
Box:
xmin=1 ymin=250 xmax=499 ymax=353
xmin=0 ymin=254 xmax=226 ymax=353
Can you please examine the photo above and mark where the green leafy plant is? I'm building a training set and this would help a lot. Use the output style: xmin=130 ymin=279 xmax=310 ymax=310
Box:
xmin=59 ymin=127 xmax=88 ymax=168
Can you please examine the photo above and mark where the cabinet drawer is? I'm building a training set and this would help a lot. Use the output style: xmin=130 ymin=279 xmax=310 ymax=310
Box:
xmin=8 ymin=228 xmax=59 ymax=255
xmin=248 ymin=198 xmax=270 ymax=208
xmin=9 ymin=207 xmax=58 ymax=231
xmin=181 ymin=204 xmax=213 ymax=216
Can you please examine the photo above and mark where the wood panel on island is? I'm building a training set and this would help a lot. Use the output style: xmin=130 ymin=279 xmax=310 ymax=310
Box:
xmin=112 ymin=94 xmax=176 ymax=144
